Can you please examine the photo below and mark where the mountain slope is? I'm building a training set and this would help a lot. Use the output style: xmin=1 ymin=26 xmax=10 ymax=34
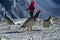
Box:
xmin=0 ymin=0 xmax=60 ymax=19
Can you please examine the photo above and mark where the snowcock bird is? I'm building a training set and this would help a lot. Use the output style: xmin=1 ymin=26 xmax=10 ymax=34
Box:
xmin=4 ymin=13 xmax=15 ymax=25
xmin=43 ymin=16 xmax=52 ymax=28
xmin=20 ymin=10 xmax=41 ymax=31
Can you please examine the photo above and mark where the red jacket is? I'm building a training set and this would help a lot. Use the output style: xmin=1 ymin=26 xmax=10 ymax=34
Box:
xmin=28 ymin=1 xmax=36 ymax=13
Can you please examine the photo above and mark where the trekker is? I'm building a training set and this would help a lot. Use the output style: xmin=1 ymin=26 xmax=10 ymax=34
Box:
xmin=27 ymin=0 xmax=36 ymax=17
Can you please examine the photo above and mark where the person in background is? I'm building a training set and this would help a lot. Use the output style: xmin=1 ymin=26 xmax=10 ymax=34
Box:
xmin=27 ymin=0 xmax=36 ymax=18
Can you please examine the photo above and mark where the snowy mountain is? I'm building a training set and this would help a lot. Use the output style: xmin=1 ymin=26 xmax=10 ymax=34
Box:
xmin=0 ymin=0 xmax=60 ymax=20
xmin=0 ymin=18 xmax=60 ymax=40
xmin=0 ymin=0 xmax=30 ymax=19
xmin=0 ymin=0 xmax=60 ymax=40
